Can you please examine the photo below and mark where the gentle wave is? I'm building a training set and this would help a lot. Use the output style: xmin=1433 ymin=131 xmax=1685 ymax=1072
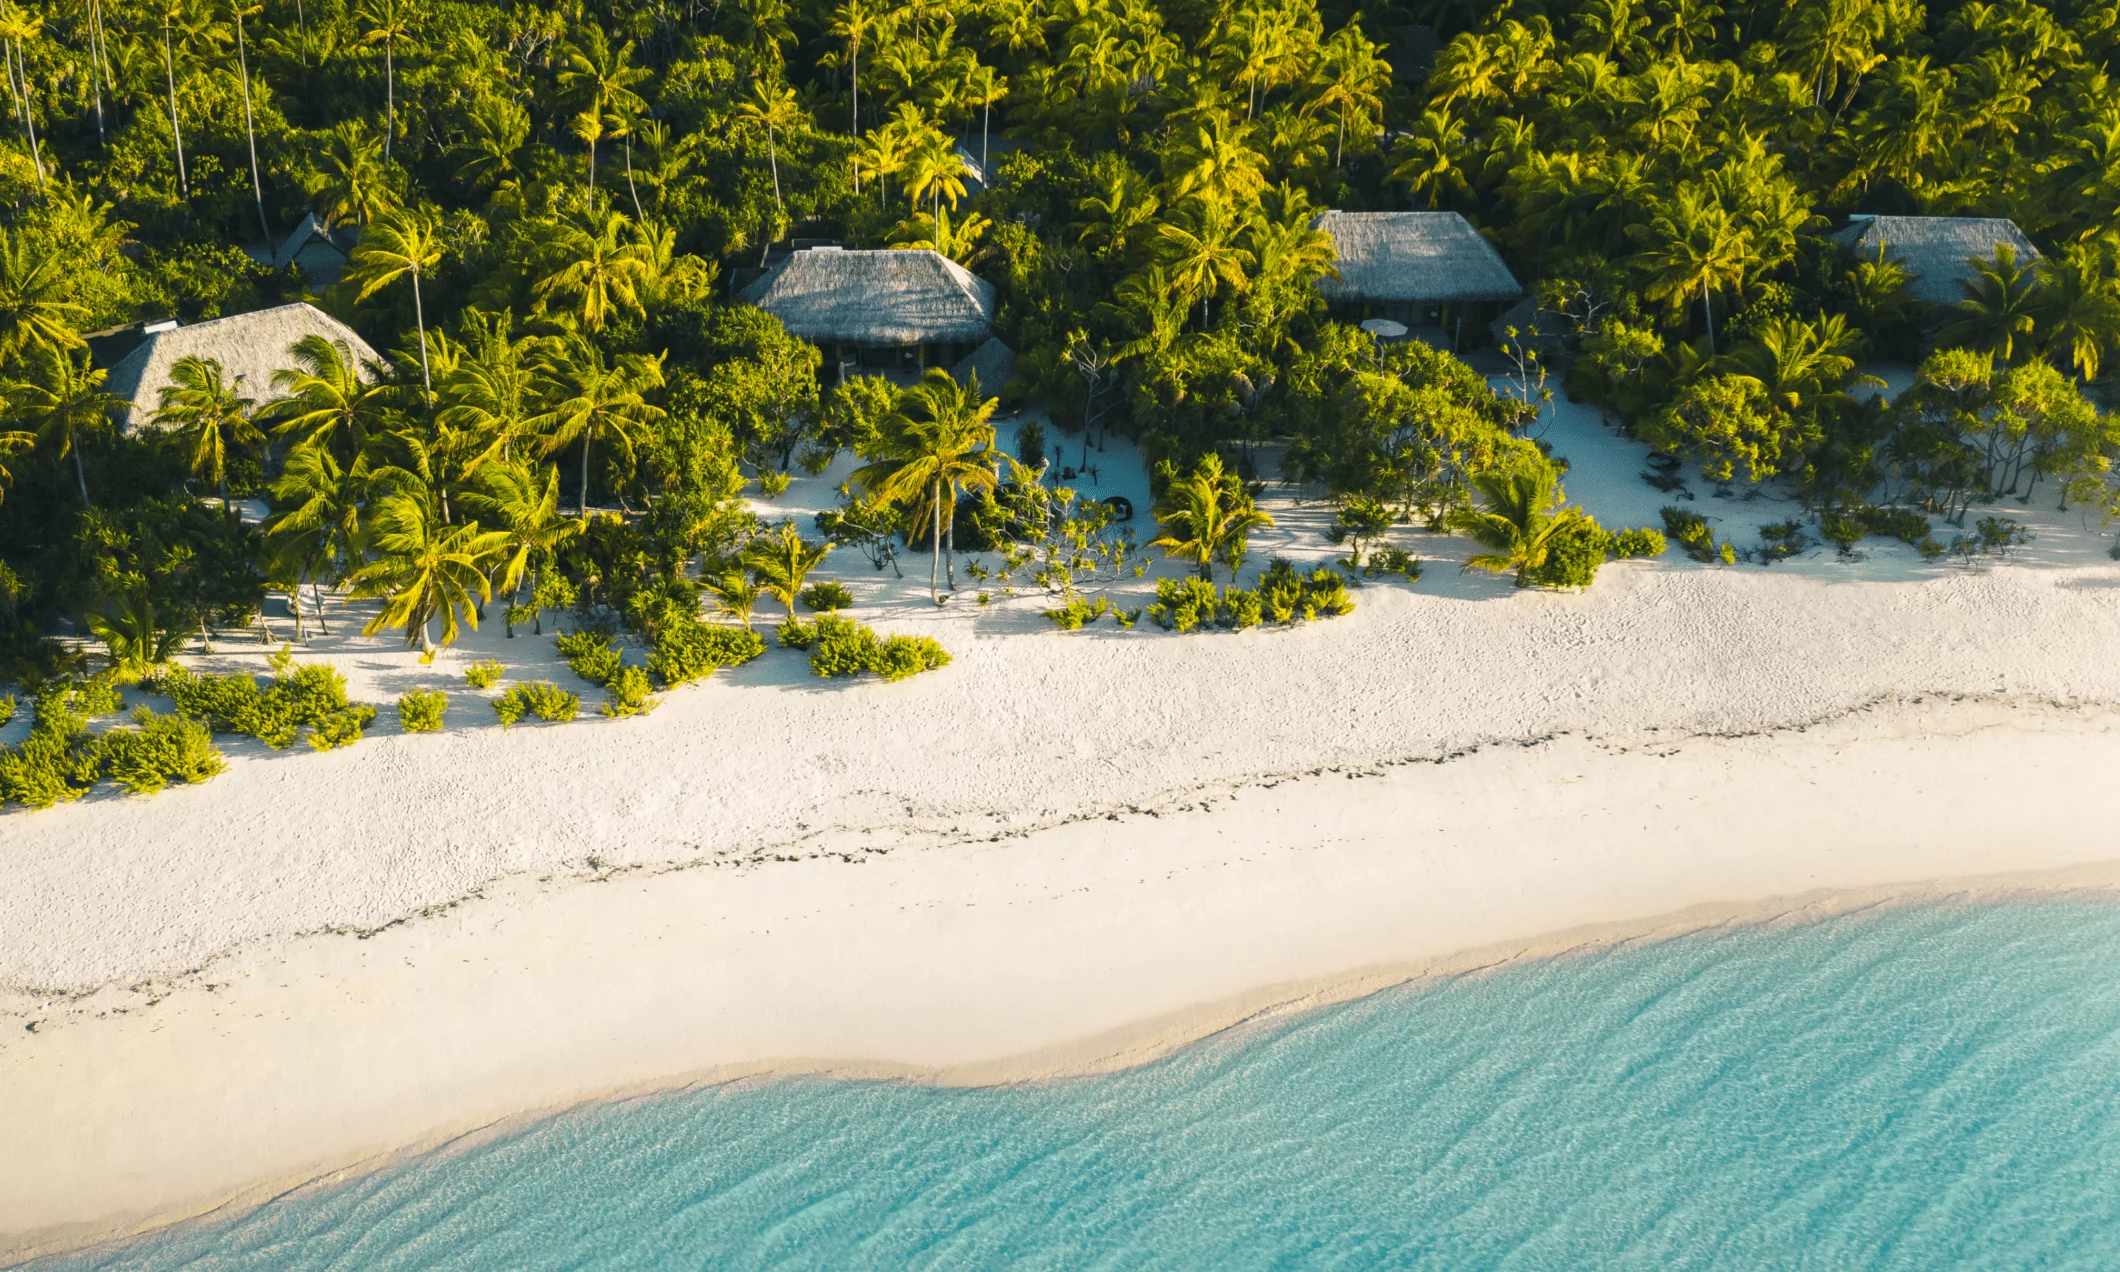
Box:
xmin=46 ymin=898 xmax=2120 ymax=1270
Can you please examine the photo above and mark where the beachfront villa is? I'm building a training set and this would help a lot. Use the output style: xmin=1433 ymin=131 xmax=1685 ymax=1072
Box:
xmin=1311 ymin=210 xmax=1524 ymax=349
xmin=241 ymin=212 xmax=363 ymax=285
xmin=1830 ymin=215 xmax=2040 ymax=307
xmin=741 ymin=246 xmax=998 ymax=383
xmin=97 ymin=302 xmax=382 ymax=429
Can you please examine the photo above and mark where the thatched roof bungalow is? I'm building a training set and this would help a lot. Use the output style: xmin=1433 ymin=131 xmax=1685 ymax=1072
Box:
xmin=240 ymin=213 xmax=361 ymax=283
xmin=1830 ymin=216 xmax=2040 ymax=307
xmin=105 ymin=303 xmax=382 ymax=429
xmin=741 ymin=247 xmax=996 ymax=374
xmin=1313 ymin=211 xmax=1523 ymax=306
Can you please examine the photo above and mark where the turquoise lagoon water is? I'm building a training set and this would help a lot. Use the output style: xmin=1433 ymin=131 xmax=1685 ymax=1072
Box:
xmin=46 ymin=899 xmax=2120 ymax=1270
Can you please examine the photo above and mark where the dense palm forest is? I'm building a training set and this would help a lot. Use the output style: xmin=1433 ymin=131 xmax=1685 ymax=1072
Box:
xmin=2 ymin=0 xmax=2119 ymax=687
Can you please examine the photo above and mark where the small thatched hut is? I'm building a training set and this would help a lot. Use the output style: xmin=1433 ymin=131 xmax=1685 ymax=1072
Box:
xmin=1312 ymin=211 xmax=1523 ymax=346
xmin=240 ymin=213 xmax=361 ymax=284
xmin=1830 ymin=216 xmax=2040 ymax=307
xmin=103 ymin=303 xmax=383 ymax=429
xmin=741 ymin=247 xmax=997 ymax=378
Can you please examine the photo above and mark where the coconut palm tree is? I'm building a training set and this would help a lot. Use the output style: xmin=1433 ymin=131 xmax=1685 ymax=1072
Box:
xmin=14 ymin=347 xmax=115 ymax=509
xmin=346 ymin=491 xmax=508 ymax=656
xmin=531 ymin=337 xmax=666 ymax=516
xmin=0 ymin=4 xmax=47 ymax=190
xmin=1148 ymin=451 xmax=1275 ymax=582
xmin=557 ymin=26 xmax=651 ymax=204
xmin=230 ymin=0 xmax=270 ymax=245
xmin=347 ymin=206 xmax=442 ymax=403
xmin=154 ymin=355 xmax=264 ymax=513
xmin=1630 ymin=183 xmax=1753 ymax=355
xmin=742 ymin=521 xmax=832 ymax=618
xmin=1307 ymin=25 xmax=1388 ymax=167
xmin=0 ymin=423 xmax=30 ymax=505
xmin=0 ymin=232 xmax=88 ymax=362
xmin=1938 ymin=243 xmax=2044 ymax=364
xmin=263 ymin=334 xmax=389 ymax=457
xmin=354 ymin=0 xmax=410 ymax=160
xmin=459 ymin=459 xmax=581 ymax=633
xmin=1157 ymin=198 xmax=1256 ymax=328
xmin=826 ymin=0 xmax=885 ymax=154
xmin=267 ymin=438 xmax=370 ymax=635
xmin=309 ymin=120 xmax=395 ymax=230
xmin=449 ymin=96 xmax=529 ymax=194
xmin=736 ymin=81 xmax=806 ymax=217
xmin=88 ymin=595 xmax=188 ymax=683
xmin=1449 ymin=463 xmax=1591 ymax=587
xmin=704 ymin=567 xmax=761 ymax=628
xmin=850 ymin=370 xmax=1006 ymax=603
xmin=2038 ymin=243 xmax=2120 ymax=381
xmin=531 ymin=205 xmax=654 ymax=332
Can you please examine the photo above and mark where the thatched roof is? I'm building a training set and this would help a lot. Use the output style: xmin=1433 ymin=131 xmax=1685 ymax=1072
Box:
xmin=107 ymin=303 xmax=383 ymax=429
xmin=741 ymin=248 xmax=996 ymax=346
xmin=1830 ymin=216 xmax=2040 ymax=307
xmin=1313 ymin=211 xmax=1523 ymax=304
xmin=949 ymin=337 xmax=1015 ymax=398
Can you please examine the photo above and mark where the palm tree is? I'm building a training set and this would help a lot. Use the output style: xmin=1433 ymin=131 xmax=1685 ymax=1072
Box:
xmin=1391 ymin=108 xmax=1470 ymax=208
xmin=1938 ymin=244 xmax=2044 ymax=364
xmin=0 ymin=232 xmax=89 ymax=362
xmin=0 ymin=5 xmax=46 ymax=190
xmin=1449 ymin=464 xmax=1590 ymax=587
xmin=347 ymin=490 xmax=509 ymax=656
xmin=850 ymin=370 xmax=1006 ymax=603
xmin=1631 ymin=183 xmax=1753 ymax=355
xmin=13 ymin=347 xmax=113 ymax=509
xmin=531 ymin=205 xmax=654 ymax=332
xmin=309 ymin=121 xmax=395 ymax=230
xmin=826 ymin=0 xmax=885 ymax=155
xmin=89 ymin=595 xmax=188 ymax=683
xmin=0 ymin=423 xmax=30 ymax=505
xmin=1157 ymin=198 xmax=1256 ymax=328
xmin=458 ymin=459 xmax=581 ymax=634
xmin=736 ymin=81 xmax=805 ymax=218
xmin=531 ymin=337 xmax=666 ymax=516
xmin=742 ymin=521 xmax=832 ymax=618
xmin=347 ymin=206 xmax=442 ymax=403
xmin=449 ymin=96 xmax=529 ymax=194
xmin=267 ymin=438 xmax=369 ymax=635
xmin=558 ymin=26 xmax=651 ymax=204
xmin=355 ymin=0 xmax=410 ymax=160
xmin=2038 ymin=244 xmax=2120 ymax=381
xmin=964 ymin=63 xmax=1007 ymax=174
xmin=1165 ymin=115 xmax=1268 ymax=209
xmin=704 ymin=567 xmax=761 ymax=629
xmin=435 ymin=310 xmax=553 ymax=474
xmin=154 ymin=356 xmax=264 ymax=512
xmin=263 ymin=334 xmax=388 ymax=457
xmin=1148 ymin=452 xmax=1275 ymax=582
xmin=230 ymin=0 xmax=270 ymax=245
xmin=1307 ymin=25 xmax=1388 ymax=167
xmin=902 ymin=134 xmax=968 ymax=223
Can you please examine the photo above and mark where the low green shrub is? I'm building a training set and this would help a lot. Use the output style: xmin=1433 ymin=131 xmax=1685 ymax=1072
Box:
xmin=808 ymin=616 xmax=950 ymax=682
xmin=1301 ymin=566 xmax=1357 ymax=617
xmin=307 ymin=705 xmax=376 ymax=750
xmin=1755 ymin=520 xmax=1812 ymax=565
xmin=601 ymin=665 xmax=658 ymax=717
xmin=1045 ymin=595 xmax=1113 ymax=630
xmin=1529 ymin=519 xmax=1612 ymax=589
xmin=464 ymin=660 xmax=505 ymax=689
xmin=96 ymin=707 xmax=226 ymax=794
xmin=157 ymin=651 xmax=365 ymax=750
xmin=758 ymin=469 xmax=792 ymax=497
xmin=556 ymin=630 xmax=625 ymax=687
xmin=648 ymin=613 xmax=767 ymax=686
xmin=799 ymin=581 xmax=855 ymax=612
xmin=1660 ymin=506 xmax=1723 ymax=563
xmin=778 ymin=616 xmax=815 ymax=649
xmin=1367 ymin=545 xmax=1424 ymax=580
xmin=494 ymin=681 xmax=579 ymax=726
xmin=1147 ymin=576 xmax=1220 ymax=632
xmin=1610 ymin=528 xmax=1667 ymax=559
xmin=0 ymin=693 xmax=13 ymax=728
xmin=398 ymin=689 xmax=448 ymax=732
xmin=0 ymin=686 xmax=106 ymax=808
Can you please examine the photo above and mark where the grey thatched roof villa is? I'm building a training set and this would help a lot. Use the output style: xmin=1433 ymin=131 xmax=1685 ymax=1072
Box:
xmin=741 ymin=247 xmax=996 ymax=376
xmin=101 ymin=302 xmax=382 ymax=428
xmin=1829 ymin=215 xmax=2039 ymax=307
xmin=1311 ymin=210 xmax=1523 ymax=347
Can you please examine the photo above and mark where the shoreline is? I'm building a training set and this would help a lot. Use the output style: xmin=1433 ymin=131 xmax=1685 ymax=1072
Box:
xmin=8 ymin=694 xmax=2120 ymax=1263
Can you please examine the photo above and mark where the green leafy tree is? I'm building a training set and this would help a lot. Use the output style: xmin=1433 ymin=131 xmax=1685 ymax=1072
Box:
xmin=154 ymin=356 xmax=264 ymax=513
xmin=1149 ymin=452 xmax=1275 ymax=582
xmin=346 ymin=493 xmax=509 ymax=656
xmin=851 ymin=370 xmax=1007 ymax=603
xmin=742 ymin=521 xmax=832 ymax=618
xmin=12 ymin=347 xmax=112 ymax=509
xmin=1450 ymin=463 xmax=1595 ymax=587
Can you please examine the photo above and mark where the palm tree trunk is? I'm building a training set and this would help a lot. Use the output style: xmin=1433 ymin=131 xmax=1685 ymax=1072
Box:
xmin=982 ymin=99 xmax=990 ymax=174
xmin=313 ymin=573 xmax=331 ymax=635
xmin=945 ymin=491 xmax=956 ymax=589
xmin=767 ymin=125 xmax=783 ymax=212
xmin=623 ymin=131 xmax=644 ymax=220
xmin=12 ymin=40 xmax=44 ymax=192
xmin=579 ymin=429 xmax=593 ymax=517
xmin=383 ymin=34 xmax=395 ymax=162
xmin=587 ymin=137 xmax=597 ymax=201
xmin=1703 ymin=289 xmax=1716 ymax=357
xmin=236 ymin=13 xmax=271 ymax=247
xmin=72 ymin=443 xmax=91 ymax=509
xmin=162 ymin=22 xmax=188 ymax=197
xmin=411 ymin=267 xmax=432 ymax=406
xmin=929 ymin=477 xmax=941 ymax=603
xmin=220 ymin=469 xmax=231 ymax=514
xmin=88 ymin=0 xmax=107 ymax=147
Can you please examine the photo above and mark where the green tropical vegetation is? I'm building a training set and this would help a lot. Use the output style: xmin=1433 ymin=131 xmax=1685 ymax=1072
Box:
xmin=7 ymin=0 xmax=2120 ymax=800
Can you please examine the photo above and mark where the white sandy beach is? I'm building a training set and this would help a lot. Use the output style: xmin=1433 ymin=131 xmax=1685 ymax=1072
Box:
xmin=6 ymin=400 xmax=2120 ymax=1261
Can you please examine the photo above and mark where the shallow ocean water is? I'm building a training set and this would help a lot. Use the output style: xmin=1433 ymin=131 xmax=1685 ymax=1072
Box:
xmin=46 ymin=898 xmax=2120 ymax=1271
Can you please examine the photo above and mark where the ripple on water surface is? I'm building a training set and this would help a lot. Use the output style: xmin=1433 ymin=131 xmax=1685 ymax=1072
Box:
xmin=46 ymin=898 xmax=2120 ymax=1271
